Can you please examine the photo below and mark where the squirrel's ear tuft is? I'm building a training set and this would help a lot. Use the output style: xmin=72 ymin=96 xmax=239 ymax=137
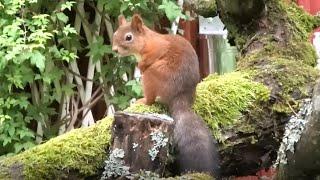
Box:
xmin=118 ymin=15 xmax=127 ymax=26
xmin=131 ymin=14 xmax=144 ymax=33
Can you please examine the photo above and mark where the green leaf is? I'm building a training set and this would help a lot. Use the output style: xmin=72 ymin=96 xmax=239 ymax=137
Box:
xmin=125 ymin=80 xmax=137 ymax=86
xmin=18 ymin=96 xmax=30 ymax=109
xmin=61 ymin=1 xmax=76 ymax=11
xmin=14 ymin=142 xmax=24 ymax=153
xmin=132 ymin=85 xmax=142 ymax=96
xmin=158 ymin=0 xmax=184 ymax=22
xmin=111 ymin=96 xmax=131 ymax=110
xmin=59 ymin=48 xmax=77 ymax=62
xmin=63 ymin=24 xmax=77 ymax=36
xmin=49 ymin=45 xmax=61 ymax=58
xmin=87 ymin=36 xmax=113 ymax=62
xmin=22 ymin=141 xmax=36 ymax=150
xmin=8 ymin=126 xmax=15 ymax=137
xmin=126 ymin=80 xmax=143 ymax=96
xmin=61 ymin=84 xmax=76 ymax=96
xmin=18 ymin=129 xmax=34 ymax=139
xmin=56 ymin=12 xmax=69 ymax=23
xmin=3 ymin=136 xmax=11 ymax=146
xmin=30 ymin=51 xmax=45 ymax=71
xmin=120 ymin=3 xmax=128 ymax=13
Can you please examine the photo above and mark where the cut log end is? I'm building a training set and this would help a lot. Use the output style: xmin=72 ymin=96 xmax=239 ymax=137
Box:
xmin=110 ymin=112 xmax=174 ymax=175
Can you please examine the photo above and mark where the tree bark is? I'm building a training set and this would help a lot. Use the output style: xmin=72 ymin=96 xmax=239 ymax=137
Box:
xmin=216 ymin=0 xmax=320 ymax=177
xmin=277 ymin=79 xmax=320 ymax=179
xmin=111 ymin=112 xmax=174 ymax=175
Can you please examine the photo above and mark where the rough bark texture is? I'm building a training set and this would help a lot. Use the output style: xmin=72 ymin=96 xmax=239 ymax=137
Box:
xmin=184 ymin=0 xmax=217 ymax=17
xmin=111 ymin=112 xmax=174 ymax=174
xmin=217 ymin=0 xmax=265 ymax=23
xmin=277 ymin=79 xmax=320 ymax=179
xmin=215 ymin=0 xmax=320 ymax=176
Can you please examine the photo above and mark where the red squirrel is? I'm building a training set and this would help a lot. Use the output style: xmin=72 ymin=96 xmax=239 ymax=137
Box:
xmin=112 ymin=14 xmax=220 ymax=177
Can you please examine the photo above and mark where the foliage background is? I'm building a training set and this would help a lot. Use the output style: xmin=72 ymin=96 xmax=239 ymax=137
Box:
xmin=0 ymin=0 xmax=183 ymax=156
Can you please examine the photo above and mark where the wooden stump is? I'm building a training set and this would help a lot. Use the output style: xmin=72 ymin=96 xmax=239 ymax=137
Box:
xmin=111 ymin=112 xmax=174 ymax=175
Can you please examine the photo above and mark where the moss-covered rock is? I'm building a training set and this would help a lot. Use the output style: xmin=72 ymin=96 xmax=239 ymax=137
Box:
xmin=0 ymin=116 xmax=113 ymax=180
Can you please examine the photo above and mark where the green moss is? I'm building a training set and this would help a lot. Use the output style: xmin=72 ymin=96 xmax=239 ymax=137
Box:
xmin=221 ymin=0 xmax=320 ymax=50
xmin=239 ymin=51 xmax=319 ymax=113
xmin=132 ymin=171 xmax=213 ymax=180
xmin=0 ymin=116 xmax=114 ymax=180
xmin=194 ymin=72 xmax=270 ymax=138
xmin=125 ymin=103 xmax=167 ymax=114
xmin=284 ymin=1 xmax=320 ymax=40
xmin=164 ymin=173 xmax=213 ymax=179
xmin=194 ymin=0 xmax=217 ymax=17
xmin=242 ymin=40 xmax=317 ymax=67
xmin=0 ymin=165 xmax=9 ymax=179
xmin=277 ymin=41 xmax=317 ymax=66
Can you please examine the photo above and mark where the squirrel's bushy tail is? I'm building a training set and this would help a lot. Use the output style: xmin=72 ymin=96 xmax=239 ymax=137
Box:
xmin=169 ymin=94 xmax=220 ymax=177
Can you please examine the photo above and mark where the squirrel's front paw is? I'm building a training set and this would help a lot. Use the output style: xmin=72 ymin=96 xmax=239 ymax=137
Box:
xmin=135 ymin=98 xmax=147 ymax=105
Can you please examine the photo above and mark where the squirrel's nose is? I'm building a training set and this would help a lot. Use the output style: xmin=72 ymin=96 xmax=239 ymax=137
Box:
xmin=112 ymin=46 xmax=118 ymax=53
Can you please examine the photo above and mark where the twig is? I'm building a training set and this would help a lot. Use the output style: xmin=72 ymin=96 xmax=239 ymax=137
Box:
xmin=286 ymin=100 xmax=299 ymax=117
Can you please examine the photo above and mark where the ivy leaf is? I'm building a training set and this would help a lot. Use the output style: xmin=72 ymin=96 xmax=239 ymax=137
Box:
xmin=30 ymin=51 xmax=45 ymax=71
xmin=56 ymin=12 xmax=69 ymax=23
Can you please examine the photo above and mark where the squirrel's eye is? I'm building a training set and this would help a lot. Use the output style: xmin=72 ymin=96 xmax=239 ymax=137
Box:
xmin=125 ymin=32 xmax=133 ymax=42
